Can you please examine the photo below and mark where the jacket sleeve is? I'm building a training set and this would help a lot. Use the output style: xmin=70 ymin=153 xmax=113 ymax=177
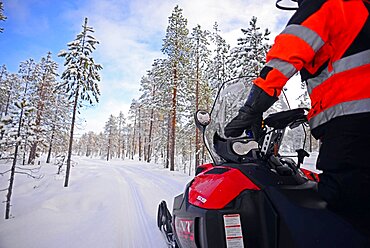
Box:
xmin=254 ymin=0 xmax=333 ymax=97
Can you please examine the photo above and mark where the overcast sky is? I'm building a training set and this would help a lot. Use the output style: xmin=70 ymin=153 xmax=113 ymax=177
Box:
xmin=0 ymin=0 xmax=302 ymax=134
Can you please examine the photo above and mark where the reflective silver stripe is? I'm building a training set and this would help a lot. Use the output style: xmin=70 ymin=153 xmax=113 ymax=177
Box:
xmin=266 ymin=59 xmax=297 ymax=79
xmin=333 ymin=49 xmax=370 ymax=74
xmin=309 ymin=98 xmax=370 ymax=129
xmin=307 ymin=67 xmax=333 ymax=95
xmin=307 ymin=49 xmax=370 ymax=94
xmin=281 ymin=24 xmax=325 ymax=52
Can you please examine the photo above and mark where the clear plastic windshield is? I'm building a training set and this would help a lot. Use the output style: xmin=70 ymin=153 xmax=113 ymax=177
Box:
xmin=205 ymin=78 xmax=251 ymax=165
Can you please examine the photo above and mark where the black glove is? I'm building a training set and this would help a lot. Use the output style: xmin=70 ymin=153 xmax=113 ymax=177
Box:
xmin=224 ymin=84 xmax=278 ymax=138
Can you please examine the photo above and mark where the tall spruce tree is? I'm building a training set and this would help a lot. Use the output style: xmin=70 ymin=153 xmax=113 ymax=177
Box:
xmin=28 ymin=52 xmax=59 ymax=164
xmin=0 ymin=65 xmax=8 ymax=116
xmin=45 ymin=86 xmax=70 ymax=163
xmin=138 ymin=75 xmax=155 ymax=162
xmin=128 ymin=100 xmax=140 ymax=160
xmin=229 ymin=16 xmax=271 ymax=79
xmin=104 ymin=115 xmax=118 ymax=161
xmin=58 ymin=17 xmax=102 ymax=187
xmin=189 ymin=24 xmax=211 ymax=168
xmin=117 ymin=111 xmax=126 ymax=159
xmin=207 ymin=22 xmax=231 ymax=91
xmin=162 ymin=5 xmax=190 ymax=171
xmin=142 ymin=59 xmax=171 ymax=165
xmin=3 ymin=59 xmax=38 ymax=219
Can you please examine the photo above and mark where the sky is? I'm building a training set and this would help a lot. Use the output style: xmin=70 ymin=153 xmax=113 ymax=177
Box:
xmin=0 ymin=0 xmax=302 ymax=134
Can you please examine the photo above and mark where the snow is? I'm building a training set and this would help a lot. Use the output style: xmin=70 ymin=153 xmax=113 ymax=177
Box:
xmin=0 ymin=157 xmax=191 ymax=248
xmin=0 ymin=154 xmax=319 ymax=248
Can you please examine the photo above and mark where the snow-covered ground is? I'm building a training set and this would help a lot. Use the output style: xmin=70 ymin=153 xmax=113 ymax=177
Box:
xmin=0 ymin=157 xmax=192 ymax=248
xmin=0 ymin=154 xmax=318 ymax=248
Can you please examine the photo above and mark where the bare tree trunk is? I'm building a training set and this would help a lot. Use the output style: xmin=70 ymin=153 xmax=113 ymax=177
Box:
xmin=169 ymin=64 xmax=178 ymax=171
xmin=144 ymin=137 xmax=148 ymax=162
xmin=131 ymin=110 xmax=137 ymax=160
xmin=28 ymin=142 xmax=37 ymax=165
xmin=22 ymin=142 xmax=27 ymax=165
xmin=147 ymin=85 xmax=156 ymax=163
xmin=64 ymin=85 xmax=79 ymax=187
xmin=138 ymin=107 xmax=142 ymax=161
xmin=122 ymin=138 xmax=125 ymax=160
xmin=46 ymin=127 xmax=54 ymax=163
xmin=122 ymin=139 xmax=127 ymax=159
xmin=126 ymin=132 xmax=131 ymax=159
xmin=28 ymin=77 xmax=48 ymax=165
xmin=147 ymin=109 xmax=154 ymax=163
xmin=195 ymin=55 xmax=200 ymax=169
xmin=165 ymin=115 xmax=170 ymax=169
xmin=107 ymin=138 xmax=111 ymax=161
xmin=5 ymin=104 xmax=24 ymax=219
xmin=5 ymin=143 xmax=18 ymax=219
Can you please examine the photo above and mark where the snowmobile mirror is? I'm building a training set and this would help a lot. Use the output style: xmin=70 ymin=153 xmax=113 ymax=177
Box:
xmin=276 ymin=0 xmax=298 ymax=10
xmin=194 ymin=110 xmax=211 ymax=132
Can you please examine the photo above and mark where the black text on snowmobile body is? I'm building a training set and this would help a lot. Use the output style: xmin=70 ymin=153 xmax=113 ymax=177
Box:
xmin=157 ymin=79 xmax=370 ymax=248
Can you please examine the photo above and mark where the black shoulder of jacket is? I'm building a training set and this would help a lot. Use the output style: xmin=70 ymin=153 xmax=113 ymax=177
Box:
xmin=288 ymin=0 xmax=328 ymax=25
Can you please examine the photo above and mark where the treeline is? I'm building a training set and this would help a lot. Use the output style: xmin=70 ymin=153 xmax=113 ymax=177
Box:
xmin=0 ymin=54 xmax=70 ymax=165
xmin=75 ymin=6 xmax=319 ymax=172
xmin=0 ymin=17 xmax=102 ymax=218
xmin=77 ymin=6 xmax=276 ymax=173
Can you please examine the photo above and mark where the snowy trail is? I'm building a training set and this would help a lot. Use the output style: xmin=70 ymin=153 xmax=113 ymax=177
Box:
xmin=74 ymin=157 xmax=189 ymax=248
xmin=0 ymin=157 xmax=191 ymax=248
xmin=112 ymin=165 xmax=170 ymax=247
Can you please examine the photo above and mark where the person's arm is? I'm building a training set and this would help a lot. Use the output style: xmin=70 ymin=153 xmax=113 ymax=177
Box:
xmin=225 ymin=0 xmax=332 ymax=137
xmin=254 ymin=0 xmax=331 ymax=97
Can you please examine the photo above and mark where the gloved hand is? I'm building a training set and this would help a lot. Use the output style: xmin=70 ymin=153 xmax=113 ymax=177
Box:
xmin=224 ymin=84 xmax=278 ymax=138
xmin=224 ymin=106 xmax=262 ymax=138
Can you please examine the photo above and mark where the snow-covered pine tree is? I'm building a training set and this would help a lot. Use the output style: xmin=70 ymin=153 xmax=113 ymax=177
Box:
xmin=96 ymin=131 xmax=105 ymax=157
xmin=17 ymin=59 xmax=38 ymax=165
xmin=150 ymin=59 xmax=172 ymax=166
xmin=206 ymin=22 xmax=232 ymax=92
xmin=28 ymin=52 xmax=59 ymax=164
xmin=0 ymin=73 xmax=21 ymax=154
xmin=117 ymin=111 xmax=126 ymax=159
xmin=227 ymin=17 xmax=288 ymax=117
xmin=104 ymin=115 xmax=118 ymax=161
xmin=3 ymin=58 xmax=39 ymax=219
xmin=138 ymin=75 xmax=154 ymax=162
xmin=0 ymin=65 xmax=8 ymax=114
xmin=127 ymin=100 xmax=140 ymax=160
xmin=58 ymin=17 xmax=102 ymax=187
xmin=0 ymin=1 xmax=6 ymax=33
xmin=229 ymin=16 xmax=271 ymax=80
xmin=87 ymin=131 xmax=98 ymax=157
xmin=189 ymin=24 xmax=211 ymax=168
xmin=45 ymin=86 xmax=71 ymax=164
xmin=162 ymin=5 xmax=190 ymax=171
xmin=145 ymin=59 xmax=172 ymax=165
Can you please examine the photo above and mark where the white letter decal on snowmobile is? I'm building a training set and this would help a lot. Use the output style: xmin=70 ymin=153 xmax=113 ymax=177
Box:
xmin=196 ymin=195 xmax=207 ymax=203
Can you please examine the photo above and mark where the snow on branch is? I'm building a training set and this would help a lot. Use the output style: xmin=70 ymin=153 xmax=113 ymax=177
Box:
xmin=0 ymin=169 xmax=11 ymax=176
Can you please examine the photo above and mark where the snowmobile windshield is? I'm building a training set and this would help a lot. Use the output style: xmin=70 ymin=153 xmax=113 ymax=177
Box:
xmin=204 ymin=78 xmax=251 ymax=165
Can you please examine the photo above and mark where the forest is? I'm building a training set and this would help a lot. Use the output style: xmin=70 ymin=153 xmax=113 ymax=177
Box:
xmin=0 ymin=5 xmax=320 ymax=218
xmin=0 ymin=5 xmax=319 ymax=172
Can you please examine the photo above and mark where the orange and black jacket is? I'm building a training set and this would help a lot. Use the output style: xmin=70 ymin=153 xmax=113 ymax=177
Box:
xmin=254 ymin=0 xmax=370 ymax=131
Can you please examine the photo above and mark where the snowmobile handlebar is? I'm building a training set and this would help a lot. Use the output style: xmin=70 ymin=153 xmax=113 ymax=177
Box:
xmin=259 ymin=108 xmax=308 ymax=158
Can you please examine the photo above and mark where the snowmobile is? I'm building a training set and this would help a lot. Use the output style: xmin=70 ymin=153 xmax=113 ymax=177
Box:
xmin=157 ymin=78 xmax=370 ymax=248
